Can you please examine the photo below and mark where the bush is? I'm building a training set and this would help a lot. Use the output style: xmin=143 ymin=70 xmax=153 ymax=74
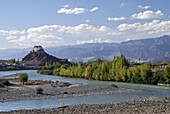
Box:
xmin=6 ymin=66 xmax=16 ymax=70
xmin=111 ymin=83 xmax=118 ymax=88
xmin=19 ymin=73 xmax=28 ymax=85
xmin=37 ymin=70 xmax=53 ymax=75
xmin=36 ymin=87 xmax=43 ymax=94
xmin=0 ymin=78 xmax=10 ymax=86
xmin=63 ymin=91 xmax=68 ymax=94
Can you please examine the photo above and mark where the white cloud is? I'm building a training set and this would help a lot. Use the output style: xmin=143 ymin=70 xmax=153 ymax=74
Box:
xmin=136 ymin=20 xmax=170 ymax=34
xmin=0 ymin=48 xmax=7 ymax=50
xmin=6 ymin=36 xmax=17 ymax=40
xmin=77 ymin=38 xmax=102 ymax=44
xmin=63 ymin=5 xmax=69 ymax=8
xmin=108 ymin=17 xmax=126 ymax=21
xmin=99 ymin=26 xmax=109 ymax=32
xmin=0 ymin=30 xmax=25 ymax=36
xmin=58 ymin=7 xmax=86 ymax=14
xmin=117 ymin=20 xmax=170 ymax=35
xmin=58 ymin=6 xmax=99 ymax=14
xmin=126 ymin=38 xmax=134 ymax=41
xmin=120 ymin=2 xmax=127 ymax=7
xmin=1 ymin=24 xmax=120 ymax=46
xmin=85 ymin=19 xmax=89 ymax=22
xmin=138 ymin=5 xmax=150 ymax=9
xmin=77 ymin=38 xmax=117 ymax=44
xmin=131 ymin=10 xmax=163 ymax=19
xmin=118 ymin=23 xmax=141 ymax=31
xmin=89 ymin=7 xmax=99 ymax=12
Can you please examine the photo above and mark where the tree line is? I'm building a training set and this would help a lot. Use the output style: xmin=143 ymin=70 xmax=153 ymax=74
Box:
xmin=38 ymin=54 xmax=170 ymax=85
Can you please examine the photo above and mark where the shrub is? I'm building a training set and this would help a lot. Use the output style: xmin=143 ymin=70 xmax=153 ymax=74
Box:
xmin=36 ymin=87 xmax=43 ymax=94
xmin=6 ymin=66 xmax=16 ymax=70
xmin=63 ymin=91 xmax=68 ymax=94
xmin=37 ymin=70 xmax=53 ymax=75
xmin=0 ymin=78 xmax=10 ymax=86
xmin=19 ymin=73 xmax=28 ymax=85
xmin=111 ymin=83 xmax=118 ymax=88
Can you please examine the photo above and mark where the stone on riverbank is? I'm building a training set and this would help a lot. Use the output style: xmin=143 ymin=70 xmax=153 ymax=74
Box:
xmin=1 ymin=97 xmax=170 ymax=114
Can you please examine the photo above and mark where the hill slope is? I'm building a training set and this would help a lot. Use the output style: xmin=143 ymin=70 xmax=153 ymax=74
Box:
xmin=46 ymin=35 xmax=170 ymax=63
xmin=22 ymin=46 xmax=70 ymax=66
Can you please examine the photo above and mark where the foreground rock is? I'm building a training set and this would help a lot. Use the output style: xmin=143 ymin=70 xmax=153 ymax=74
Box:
xmin=1 ymin=97 xmax=170 ymax=114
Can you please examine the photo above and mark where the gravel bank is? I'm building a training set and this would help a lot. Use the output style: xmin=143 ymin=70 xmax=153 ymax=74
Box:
xmin=1 ymin=97 xmax=170 ymax=114
xmin=0 ymin=80 xmax=139 ymax=102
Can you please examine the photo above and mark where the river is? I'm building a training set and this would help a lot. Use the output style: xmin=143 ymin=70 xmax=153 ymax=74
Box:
xmin=0 ymin=70 xmax=170 ymax=112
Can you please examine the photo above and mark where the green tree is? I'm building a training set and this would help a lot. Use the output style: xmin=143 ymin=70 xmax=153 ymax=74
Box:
xmin=16 ymin=59 xmax=20 ymax=64
xmin=78 ymin=62 xmax=81 ymax=69
xmin=140 ymin=64 xmax=151 ymax=81
xmin=164 ymin=64 xmax=170 ymax=81
xmin=52 ymin=62 xmax=56 ymax=67
xmin=45 ymin=62 xmax=48 ymax=69
xmin=84 ymin=65 xmax=92 ymax=79
xmin=127 ymin=69 xmax=132 ymax=81
xmin=19 ymin=73 xmax=28 ymax=85
xmin=120 ymin=66 xmax=127 ymax=81
xmin=8 ymin=59 xmax=15 ymax=64
xmin=42 ymin=66 xmax=45 ymax=70
xmin=49 ymin=63 xmax=52 ymax=70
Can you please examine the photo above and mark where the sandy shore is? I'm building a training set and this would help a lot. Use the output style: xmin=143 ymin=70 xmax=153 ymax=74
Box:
xmin=1 ymin=97 xmax=170 ymax=114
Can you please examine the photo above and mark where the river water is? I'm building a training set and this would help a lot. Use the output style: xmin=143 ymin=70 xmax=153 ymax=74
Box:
xmin=0 ymin=70 xmax=170 ymax=111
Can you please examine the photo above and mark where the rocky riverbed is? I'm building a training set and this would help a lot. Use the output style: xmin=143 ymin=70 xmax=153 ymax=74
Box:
xmin=1 ymin=97 xmax=170 ymax=114
xmin=0 ymin=79 xmax=139 ymax=102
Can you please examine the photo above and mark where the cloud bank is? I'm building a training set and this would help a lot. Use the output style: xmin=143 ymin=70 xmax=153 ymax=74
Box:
xmin=0 ymin=24 xmax=120 ymax=46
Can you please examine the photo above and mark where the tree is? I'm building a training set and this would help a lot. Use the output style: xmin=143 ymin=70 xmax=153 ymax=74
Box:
xmin=42 ymin=66 xmax=45 ymax=70
xmin=84 ymin=65 xmax=92 ymax=79
xmin=49 ymin=63 xmax=52 ymax=70
xmin=8 ymin=59 xmax=15 ymax=64
xmin=78 ymin=62 xmax=81 ymax=69
xmin=45 ymin=62 xmax=48 ymax=69
xmin=140 ymin=64 xmax=151 ymax=81
xmin=55 ymin=61 xmax=61 ymax=68
xmin=164 ymin=64 xmax=170 ymax=81
xmin=19 ymin=73 xmax=28 ymax=85
xmin=120 ymin=66 xmax=127 ymax=81
xmin=127 ymin=69 xmax=132 ymax=81
xmin=52 ymin=62 xmax=56 ymax=67
xmin=16 ymin=59 xmax=20 ymax=64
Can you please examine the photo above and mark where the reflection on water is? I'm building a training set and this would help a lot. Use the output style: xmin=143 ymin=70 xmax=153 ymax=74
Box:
xmin=0 ymin=70 xmax=170 ymax=111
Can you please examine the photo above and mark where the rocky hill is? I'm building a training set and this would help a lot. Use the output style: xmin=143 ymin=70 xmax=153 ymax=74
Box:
xmin=21 ymin=46 xmax=70 ymax=66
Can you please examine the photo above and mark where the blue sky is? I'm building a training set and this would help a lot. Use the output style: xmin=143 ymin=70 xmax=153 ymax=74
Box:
xmin=0 ymin=0 xmax=170 ymax=49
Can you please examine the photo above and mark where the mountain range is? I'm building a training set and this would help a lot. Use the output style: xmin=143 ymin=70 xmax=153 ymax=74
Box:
xmin=0 ymin=35 xmax=170 ymax=63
